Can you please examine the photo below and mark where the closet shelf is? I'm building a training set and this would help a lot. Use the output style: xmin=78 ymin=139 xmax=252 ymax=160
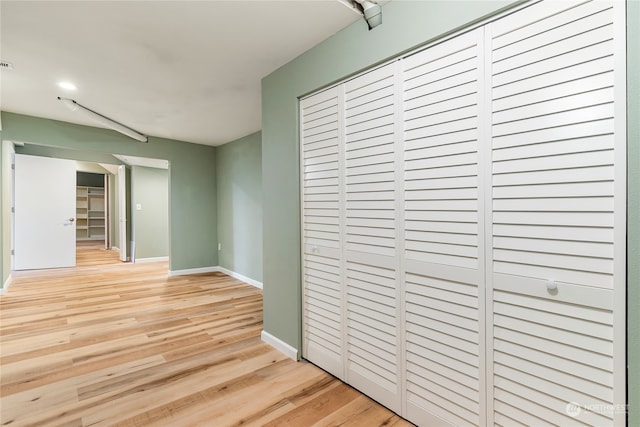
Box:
xmin=76 ymin=185 xmax=105 ymax=242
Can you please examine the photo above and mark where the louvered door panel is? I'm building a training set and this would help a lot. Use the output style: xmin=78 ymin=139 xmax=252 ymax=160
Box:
xmin=343 ymin=63 xmax=401 ymax=412
xmin=402 ymin=28 xmax=484 ymax=427
xmin=489 ymin=1 xmax=625 ymax=425
xmin=301 ymin=87 xmax=344 ymax=378
xmin=492 ymin=277 xmax=616 ymax=427
xmin=490 ymin=0 xmax=618 ymax=288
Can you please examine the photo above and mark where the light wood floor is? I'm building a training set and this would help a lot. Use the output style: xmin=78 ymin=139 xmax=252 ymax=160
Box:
xmin=75 ymin=244 xmax=121 ymax=267
xmin=0 ymin=247 xmax=412 ymax=427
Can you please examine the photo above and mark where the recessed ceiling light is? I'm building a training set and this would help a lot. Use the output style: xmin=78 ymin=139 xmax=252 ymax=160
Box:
xmin=57 ymin=81 xmax=77 ymax=91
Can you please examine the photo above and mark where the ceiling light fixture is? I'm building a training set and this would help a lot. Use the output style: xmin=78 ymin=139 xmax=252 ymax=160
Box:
xmin=57 ymin=97 xmax=148 ymax=143
xmin=57 ymin=81 xmax=77 ymax=91
xmin=355 ymin=0 xmax=382 ymax=30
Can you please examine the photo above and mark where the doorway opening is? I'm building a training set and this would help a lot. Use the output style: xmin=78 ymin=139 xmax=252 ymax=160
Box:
xmin=74 ymin=167 xmax=121 ymax=268
xmin=76 ymin=171 xmax=107 ymax=245
xmin=9 ymin=144 xmax=171 ymax=271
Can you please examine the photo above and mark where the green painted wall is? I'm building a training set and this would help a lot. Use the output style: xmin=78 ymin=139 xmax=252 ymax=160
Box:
xmin=215 ymin=131 xmax=262 ymax=282
xmin=13 ymin=143 xmax=122 ymax=165
xmin=132 ymin=166 xmax=169 ymax=260
xmin=628 ymin=0 xmax=639 ymax=424
xmin=261 ymin=0 xmax=638 ymax=419
xmin=0 ymin=112 xmax=217 ymax=275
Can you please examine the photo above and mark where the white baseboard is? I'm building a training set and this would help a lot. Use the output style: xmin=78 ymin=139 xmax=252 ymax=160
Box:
xmin=136 ymin=256 xmax=169 ymax=264
xmin=168 ymin=266 xmax=219 ymax=277
xmin=111 ymin=246 xmax=119 ymax=251
xmin=217 ymin=266 xmax=263 ymax=289
xmin=261 ymin=330 xmax=299 ymax=361
xmin=1 ymin=274 xmax=12 ymax=296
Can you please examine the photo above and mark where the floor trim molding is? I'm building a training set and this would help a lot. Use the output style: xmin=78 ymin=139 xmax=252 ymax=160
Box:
xmin=168 ymin=265 xmax=263 ymax=289
xmin=1 ymin=274 xmax=12 ymax=296
xmin=217 ymin=266 xmax=263 ymax=289
xmin=136 ymin=256 xmax=169 ymax=264
xmin=168 ymin=266 xmax=219 ymax=277
xmin=261 ymin=330 xmax=299 ymax=361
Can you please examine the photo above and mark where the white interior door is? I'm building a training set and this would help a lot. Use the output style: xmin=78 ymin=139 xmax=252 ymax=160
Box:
xmin=14 ymin=154 xmax=76 ymax=270
xmin=118 ymin=165 xmax=127 ymax=262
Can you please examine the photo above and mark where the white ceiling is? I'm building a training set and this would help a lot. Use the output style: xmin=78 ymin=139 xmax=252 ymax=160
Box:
xmin=0 ymin=1 xmax=363 ymax=146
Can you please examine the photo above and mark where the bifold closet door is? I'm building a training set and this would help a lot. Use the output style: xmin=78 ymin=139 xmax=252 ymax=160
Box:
xmin=402 ymin=28 xmax=485 ymax=427
xmin=301 ymin=1 xmax=626 ymax=426
xmin=301 ymin=86 xmax=344 ymax=379
xmin=343 ymin=63 xmax=402 ymax=412
xmin=301 ymin=64 xmax=404 ymax=411
xmin=488 ymin=1 xmax=626 ymax=426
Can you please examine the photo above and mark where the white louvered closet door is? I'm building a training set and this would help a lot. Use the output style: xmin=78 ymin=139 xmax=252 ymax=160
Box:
xmin=301 ymin=87 xmax=344 ymax=379
xmin=300 ymin=1 xmax=626 ymax=426
xmin=402 ymin=28 xmax=485 ymax=427
xmin=343 ymin=63 xmax=402 ymax=412
xmin=488 ymin=1 xmax=626 ymax=426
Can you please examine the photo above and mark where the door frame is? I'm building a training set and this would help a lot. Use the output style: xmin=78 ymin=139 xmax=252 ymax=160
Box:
xmin=118 ymin=165 xmax=128 ymax=262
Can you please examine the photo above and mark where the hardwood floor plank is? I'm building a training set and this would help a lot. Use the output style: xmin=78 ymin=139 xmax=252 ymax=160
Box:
xmin=74 ymin=356 xmax=166 ymax=392
xmin=1 ymin=333 xmax=154 ymax=396
xmin=0 ymin=381 xmax=79 ymax=426
xmin=0 ymin=352 xmax=73 ymax=384
xmin=0 ymin=318 xmax=68 ymax=338
xmin=312 ymin=395 xmax=409 ymax=427
xmin=81 ymin=349 xmax=287 ymax=426
xmin=0 ymin=246 xmax=413 ymax=427
xmin=116 ymin=358 xmax=309 ymax=427
xmin=262 ymin=382 xmax=362 ymax=427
